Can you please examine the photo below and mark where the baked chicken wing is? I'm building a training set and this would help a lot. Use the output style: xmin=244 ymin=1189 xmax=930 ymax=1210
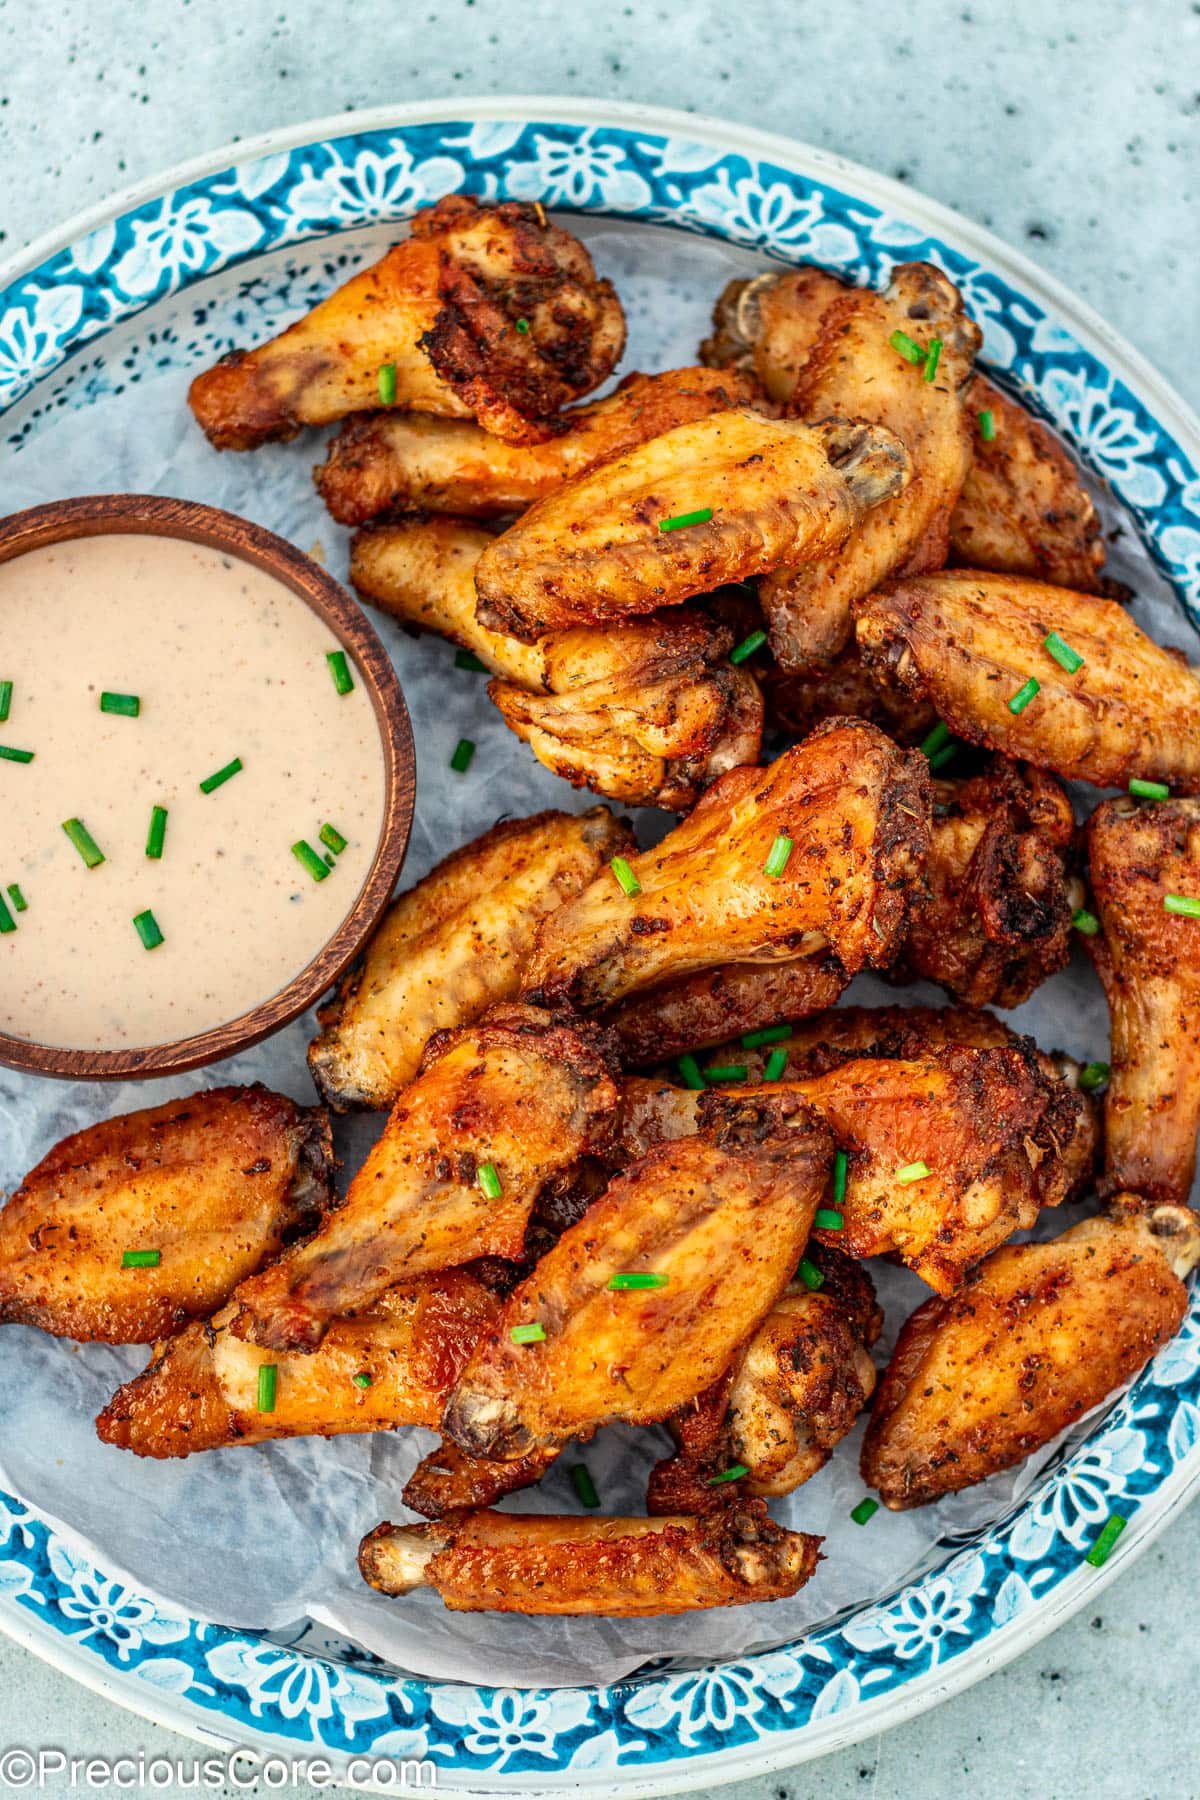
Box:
xmin=189 ymin=194 xmax=625 ymax=450
xmin=862 ymin=1197 xmax=1200 ymax=1508
xmin=308 ymin=806 xmax=629 ymax=1111
xmin=402 ymin=1439 xmax=559 ymax=1519
xmin=602 ymin=956 xmax=849 ymax=1068
xmin=523 ymin=721 xmax=930 ymax=1011
xmin=856 ymin=571 xmax=1200 ymax=791
xmin=230 ymin=1006 xmax=619 ymax=1352
xmin=473 ymin=410 xmax=911 ymax=641
xmin=0 ymin=1087 xmax=331 ymax=1344
xmin=701 ymin=266 xmax=846 ymax=402
xmin=358 ymin=1501 xmax=820 ymax=1615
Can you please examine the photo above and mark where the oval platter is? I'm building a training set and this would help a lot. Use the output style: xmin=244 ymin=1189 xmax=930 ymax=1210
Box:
xmin=1 ymin=97 xmax=1199 ymax=1797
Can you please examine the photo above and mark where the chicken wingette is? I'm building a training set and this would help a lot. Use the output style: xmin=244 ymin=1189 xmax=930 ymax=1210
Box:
xmin=0 ymin=1087 xmax=331 ymax=1344
xmin=701 ymin=266 xmax=845 ymax=403
xmin=402 ymin=1440 xmax=559 ymax=1519
xmin=602 ymin=956 xmax=849 ymax=1068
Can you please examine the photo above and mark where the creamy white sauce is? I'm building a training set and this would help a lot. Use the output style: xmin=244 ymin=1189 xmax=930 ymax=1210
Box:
xmin=0 ymin=534 xmax=387 ymax=1049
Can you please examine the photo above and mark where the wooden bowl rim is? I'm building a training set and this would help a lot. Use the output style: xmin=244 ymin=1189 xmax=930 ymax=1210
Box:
xmin=0 ymin=493 xmax=416 ymax=1081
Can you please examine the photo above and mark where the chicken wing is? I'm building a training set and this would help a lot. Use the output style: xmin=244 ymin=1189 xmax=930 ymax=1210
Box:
xmin=856 ymin=571 xmax=1200 ymax=791
xmin=95 ymin=1270 xmax=497 ymax=1459
xmin=602 ymin=956 xmax=849 ymax=1068
xmin=189 ymin=194 xmax=625 ymax=450
xmin=522 ymin=720 xmax=930 ymax=1011
xmin=762 ymin=646 xmax=936 ymax=746
xmin=0 ymin=1087 xmax=331 ymax=1344
xmin=473 ymin=411 xmax=911 ymax=641
xmin=308 ymin=807 xmax=629 ymax=1111
xmin=757 ymin=263 xmax=980 ymax=672
xmin=862 ymin=1197 xmax=1200 ymax=1508
xmin=701 ymin=266 xmax=846 ymax=402
xmin=402 ymin=1439 xmax=559 ymax=1519
xmin=315 ymin=367 xmax=762 ymax=524
xmin=1086 ymin=796 xmax=1200 ymax=1202
xmin=230 ymin=1006 xmax=619 ymax=1352
xmin=441 ymin=1103 xmax=831 ymax=1460
xmin=358 ymin=1501 xmax=820 ymax=1615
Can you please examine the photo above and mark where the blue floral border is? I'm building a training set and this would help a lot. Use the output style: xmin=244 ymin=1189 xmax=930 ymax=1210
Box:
xmin=2 ymin=115 xmax=1200 ymax=1785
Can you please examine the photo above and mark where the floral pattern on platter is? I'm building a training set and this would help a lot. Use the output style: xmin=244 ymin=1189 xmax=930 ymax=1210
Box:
xmin=1 ymin=112 xmax=1200 ymax=1785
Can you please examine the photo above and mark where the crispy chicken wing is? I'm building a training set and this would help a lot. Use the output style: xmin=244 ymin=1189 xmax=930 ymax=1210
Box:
xmin=315 ymin=367 xmax=761 ymax=524
xmin=763 ymin=646 xmax=937 ymax=746
xmin=358 ymin=1501 xmax=820 ymax=1615
xmin=402 ymin=1439 xmax=559 ymax=1519
xmin=441 ymin=1104 xmax=831 ymax=1460
xmin=0 ymin=1087 xmax=331 ymax=1344
xmin=602 ymin=956 xmax=849 ymax=1068
xmin=189 ymin=195 xmax=625 ymax=450
xmin=95 ymin=1270 xmax=497 ymax=1459
xmin=701 ymin=266 xmax=846 ymax=402
xmin=856 ymin=571 xmax=1200 ymax=790
xmin=473 ymin=411 xmax=911 ymax=640
xmin=308 ymin=807 xmax=629 ymax=1111
xmin=1086 ymin=796 xmax=1200 ymax=1203
xmin=757 ymin=263 xmax=980 ymax=672
xmin=862 ymin=1197 xmax=1200 ymax=1508
xmin=230 ymin=1006 xmax=619 ymax=1352
xmin=523 ymin=720 xmax=930 ymax=1011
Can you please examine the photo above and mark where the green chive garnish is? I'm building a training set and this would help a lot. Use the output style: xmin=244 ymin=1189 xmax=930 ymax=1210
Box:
xmin=511 ymin=1321 xmax=546 ymax=1344
xmin=1072 ymin=908 xmax=1100 ymax=936
xmin=352 ymin=1372 xmax=373 ymax=1389
xmin=1129 ymin=778 xmax=1170 ymax=801
xmin=133 ymin=909 xmax=164 ymax=950
xmin=455 ymin=649 xmax=489 ymax=672
xmin=742 ymin=1024 xmax=792 ymax=1048
xmin=62 ymin=818 xmax=105 ymax=869
xmin=326 ymin=649 xmax=355 ymax=696
xmin=833 ymin=1149 xmax=848 ymax=1205
xmin=815 ymin=1208 xmax=844 ymax=1231
xmin=378 ymin=362 xmax=397 ymax=406
xmin=919 ymin=720 xmax=950 ymax=759
xmin=1044 ymin=632 xmax=1084 ymax=675
xmin=570 ymin=1464 xmax=600 ymax=1508
xmin=121 ymin=1249 xmax=161 ymax=1269
xmin=292 ymin=839 xmax=330 ymax=882
xmin=1165 ymin=894 xmax=1200 ymax=918
xmin=922 ymin=337 xmax=943 ymax=382
xmin=100 ymin=691 xmax=140 ymax=717
xmin=763 ymin=1047 xmax=789 ymax=1082
xmin=0 ymin=745 xmax=34 ymax=764
xmin=928 ymin=743 xmax=957 ymax=773
xmin=145 ymin=805 xmax=168 ymax=860
xmin=1085 ymin=1512 xmax=1127 ymax=1568
xmin=706 ymin=1464 xmax=749 ymax=1486
xmin=896 ymin=1161 xmax=931 ymax=1183
xmin=659 ymin=508 xmax=713 ymax=532
xmin=1078 ymin=1061 xmax=1110 ymax=1092
xmin=257 ymin=1364 xmax=278 ymax=1413
xmin=7 ymin=884 xmax=27 ymax=914
xmin=477 ymin=1162 xmax=503 ymax=1200
xmin=450 ymin=738 xmax=475 ymax=774
xmin=0 ymin=681 xmax=12 ymax=722
xmin=515 ymin=317 xmax=531 ymax=334
xmin=611 ymin=856 xmax=641 ymax=897
xmin=730 ymin=629 xmax=767 ymax=666
xmin=320 ymin=823 xmax=347 ymax=855
xmin=798 ymin=1257 xmax=824 ymax=1291
xmin=199 ymin=756 xmax=242 ymax=794
xmin=705 ymin=1065 xmax=748 ymax=1084
xmin=851 ymin=1497 xmax=879 ymax=1526
xmin=608 ymin=1272 xmax=669 ymax=1290
xmin=0 ymin=894 xmax=15 ymax=935
xmin=1008 ymin=677 xmax=1040 ymax=715
xmin=978 ymin=408 xmax=997 ymax=442
xmin=889 ymin=329 xmax=924 ymax=364
xmin=764 ymin=834 xmax=793 ymax=879
xmin=677 ymin=1053 xmax=706 ymax=1090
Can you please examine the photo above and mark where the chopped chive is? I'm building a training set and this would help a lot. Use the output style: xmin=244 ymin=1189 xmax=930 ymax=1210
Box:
xmin=570 ymin=1464 xmax=600 ymax=1508
xmin=378 ymin=362 xmax=397 ymax=406
xmin=145 ymin=805 xmax=168 ymax=860
xmin=730 ymin=629 xmax=768 ymax=666
xmin=256 ymin=1364 xmax=278 ymax=1413
xmin=1085 ymin=1512 xmax=1127 ymax=1568
xmin=100 ymin=691 xmax=140 ymax=717
xmin=319 ymin=822 xmax=348 ymax=855
xmin=1078 ymin=1061 xmax=1110 ymax=1093
xmin=326 ymin=649 xmax=355 ymax=696
xmin=0 ymin=681 xmax=12 ymax=722
xmin=677 ymin=1053 xmax=706 ymax=1090
xmin=919 ymin=720 xmax=950 ymax=759
xmin=763 ymin=1047 xmax=789 ymax=1082
xmin=1072 ymin=907 xmax=1100 ymax=936
xmin=1044 ymin=631 xmax=1084 ymax=675
xmin=199 ymin=756 xmax=242 ymax=794
xmin=611 ymin=855 xmax=641 ymax=897
xmin=705 ymin=1064 xmax=748 ymax=1084
xmin=608 ymin=1272 xmax=669 ymax=1290
xmin=352 ymin=1372 xmax=373 ymax=1389
xmin=133 ymin=909 xmax=164 ymax=950
xmin=928 ymin=743 xmax=957 ymax=773
xmin=62 ymin=818 xmax=105 ymax=869
xmin=450 ymin=737 xmax=475 ymax=774
xmin=0 ymin=745 xmax=34 ymax=763
xmin=922 ymin=337 xmax=943 ymax=383
xmin=1129 ymin=778 xmax=1170 ymax=801
xmin=743 ymin=1024 xmax=792 ymax=1048
xmin=833 ymin=1149 xmax=848 ymax=1205
xmin=1165 ymin=893 xmax=1200 ymax=918
xmin=851 ymin=1497 xmax=879 ymax=1526
xmin=0 ymin=894 xmax=14 ymax=935
xmin=7 ymin=884 xmax=27 ymax=914
xmin=815 ymin=1208 xmax=844 ymax=1231
xmin=510 ymin=1321 xmax=546 ymax=1344
xmin=121 ymin=1249 xmax=161 ymax=1269
xmin=455 ymin=649 xmax=489 ymax=672
xmin=889 ymin=328 xmax=924 ymax=365
xmin=514 ymin=316 xmax=531 ymax=334
xmin=896 ymin=1160 xmax=931 ymax=1184
xmin=658 ymin=507 xmax=713 ymax=533
xmin=292 ymin=839 xmax=330 ymax=882
xmin=764 ymin=834 xmax=794 ymax=880
xmin=978 ymin=408 xmax=997 ymax=442
xmin=706 ymin=1464 xmax=750 ymax=1486
xmin=477 ymin=1161 xmax=503 ymax=1200
xmin=798 ymin=1257 xmax=824 ymax=1291
xmin=1008 ymin=677 xmax=1040 ymax=715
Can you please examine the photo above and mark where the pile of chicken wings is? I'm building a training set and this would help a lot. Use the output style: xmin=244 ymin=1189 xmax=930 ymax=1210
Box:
xmin=7 ymin=194 xmax=1200 ymax=1622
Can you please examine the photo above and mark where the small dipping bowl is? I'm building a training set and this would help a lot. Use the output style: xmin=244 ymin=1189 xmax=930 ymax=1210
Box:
xmin=0 ymin=494 xmax=415 ymax=1080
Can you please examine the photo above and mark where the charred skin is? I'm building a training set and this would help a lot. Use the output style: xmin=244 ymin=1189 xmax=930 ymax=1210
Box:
xmin=402 ymin=1439 xmax=559 ymax=1519
xmin=602 ymin=956 xmax=849 ymax=1069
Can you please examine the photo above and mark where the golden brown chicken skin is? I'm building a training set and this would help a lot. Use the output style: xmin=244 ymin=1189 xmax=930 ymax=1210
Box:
xmin=189 ymin=194 xmax=625 ymax=450
xmin=315 ymin=367 xmax=762 ymax=524
xmin=701 ymin=266 xmax=846 ymax=403
xmin=358 ymin=1501 xmax=820 ymax=1615
xmin=230 ymin=1006 xmax=619 ymax=1353
xmin=602 ymin=956 xmax=849 ymax=1068
xmin=473 ymin=410 xmax=911 ymax=641
xmin=0 ymin=1087 xmax=331 ymax=1345
xmin=857 ymin=570 xmax=1200 ymax=791
xmin=95 ymin=1270 xmax=498 ymax=1459
xmin=862 ymin=1197 xmax=1200 ymax=1509
xmin=308 ymin=807 xmax=629 ymax=1111
xmin=402 ymin=1439 xmax=559 ymax=1519
xmin=441 ymin=1103 xmax=831 ymax=1461
xmin=523 ymin=720 xmax=931 ymax=1012
xmin=1086 ymin=796 xmax=1200 ymax=1203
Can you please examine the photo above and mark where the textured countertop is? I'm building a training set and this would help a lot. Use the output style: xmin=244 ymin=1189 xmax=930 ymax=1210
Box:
xmin=1 ymin=2 xmax=1198 ymax=1795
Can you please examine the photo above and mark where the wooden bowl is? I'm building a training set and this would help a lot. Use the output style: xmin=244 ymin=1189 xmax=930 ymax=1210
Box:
xmin=0 ymin=494 xmax=416 ymax=1081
